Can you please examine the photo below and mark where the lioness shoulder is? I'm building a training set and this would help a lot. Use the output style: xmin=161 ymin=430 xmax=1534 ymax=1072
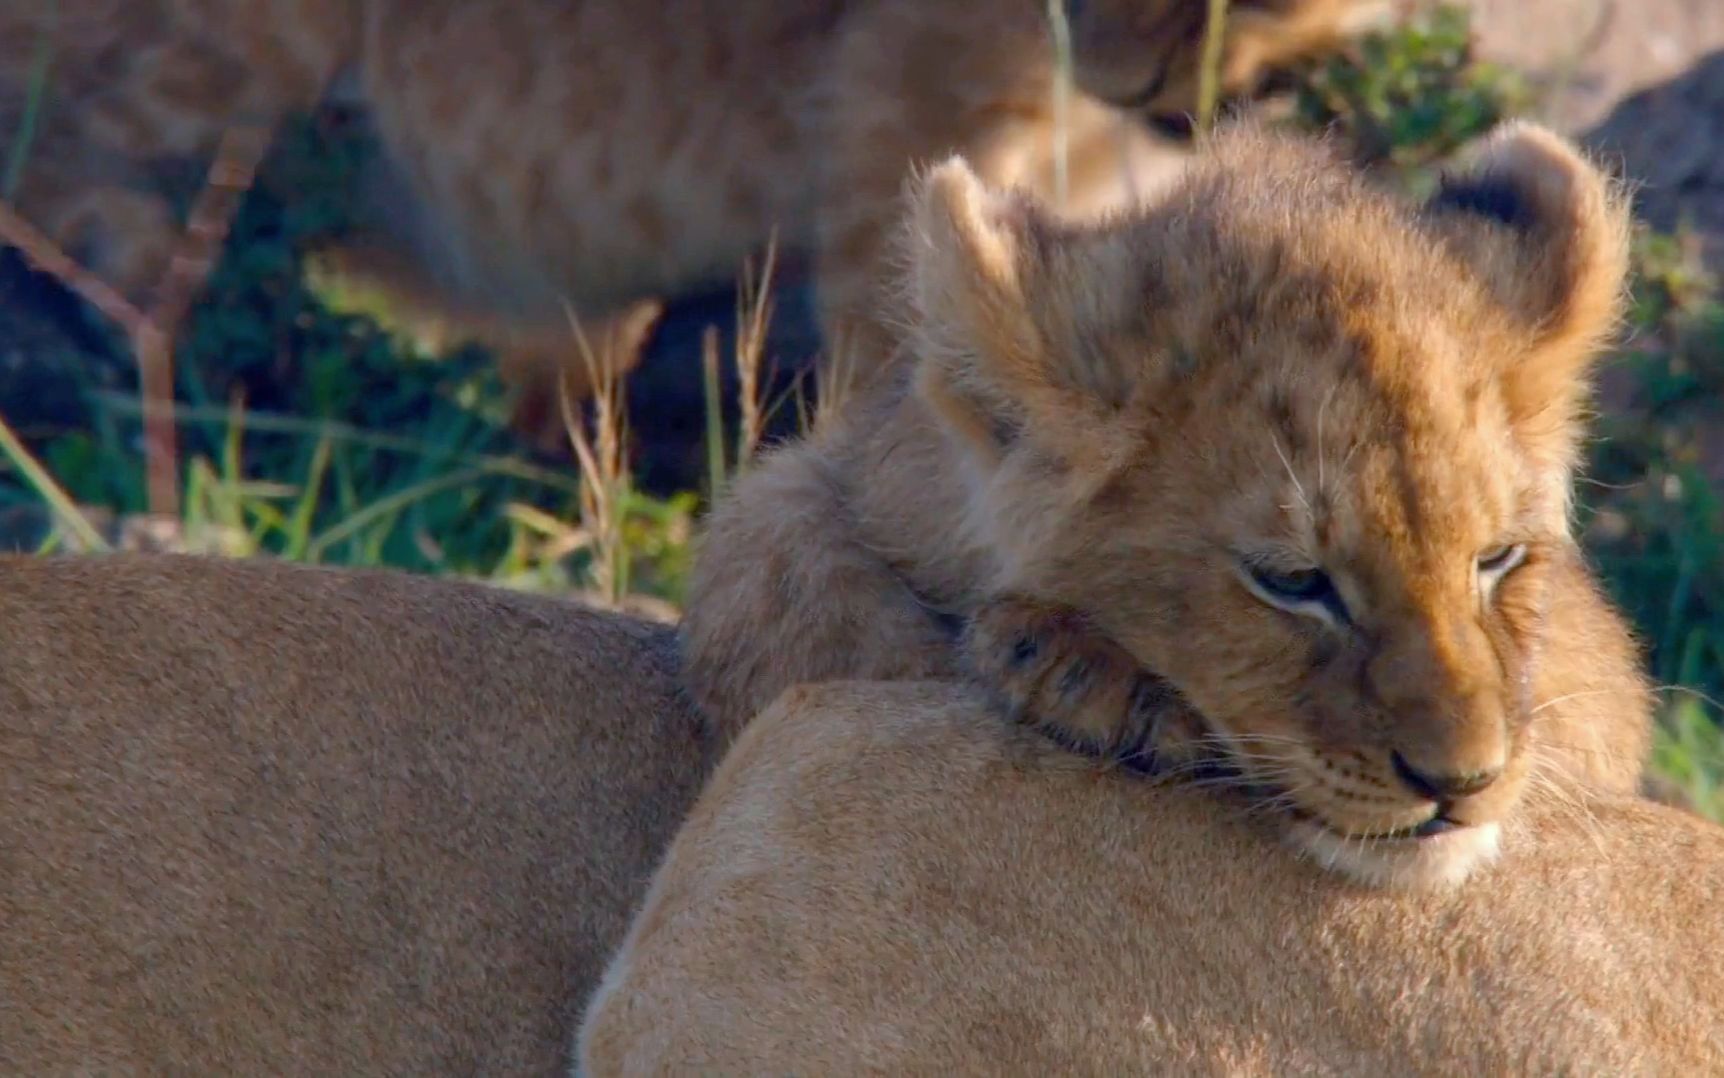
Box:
xmin=578 ymin=680 xmax=1724 ymax=1075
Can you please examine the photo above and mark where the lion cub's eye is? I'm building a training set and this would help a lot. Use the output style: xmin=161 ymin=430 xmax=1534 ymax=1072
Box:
xmin=1241 ymin=561 xmax=1348 ymax=625
xmin=1477 ymin=543 xmax=1528 ymax=586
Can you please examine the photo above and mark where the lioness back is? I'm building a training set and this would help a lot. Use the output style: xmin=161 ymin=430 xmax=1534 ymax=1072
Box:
xmin=579 ymin=681 xmax=1724 ymax=1075
xmin=0 ymin=554 xmax=712 ymax=1074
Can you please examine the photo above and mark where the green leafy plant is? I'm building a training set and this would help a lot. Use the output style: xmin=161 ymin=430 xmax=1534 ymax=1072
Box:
xmin=1652 ymin=697 xmax=1724 ymax=821
xmin=1291 ymin=4 xmax=1526 ymax=177
xmin=1583 ymin=239 xmax=1724 ymax=711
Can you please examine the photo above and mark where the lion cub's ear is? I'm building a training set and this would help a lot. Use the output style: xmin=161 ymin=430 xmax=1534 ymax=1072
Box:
xmin=1421 ymin=122 xmax=1631 ymax=455
xmin=903 ymin=157 xmax=1147 ymax=470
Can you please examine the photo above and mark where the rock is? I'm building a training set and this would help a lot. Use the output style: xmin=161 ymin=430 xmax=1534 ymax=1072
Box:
xmin=1462 ymin=0 xmax=1724 ymax=133
xmin=1588 ymin=49 xmax=1724 ymax=268
xmin=1460 ymin=0 xmax=1724 ymax=265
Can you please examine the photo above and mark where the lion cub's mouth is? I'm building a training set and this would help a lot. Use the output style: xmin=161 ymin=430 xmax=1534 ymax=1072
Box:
xmin=1288 ymin=812 xmax=1505 ymax=891
xmin=1156 ymin=745 xmax=1506 ymax=891
xmin=1264 ymin=790 xmax=1506 ymax=890
xmin=1346 ymin=813 xmax=1465 ymax=841
xmin=1029 ymin=667 xmax=1509 ymax=890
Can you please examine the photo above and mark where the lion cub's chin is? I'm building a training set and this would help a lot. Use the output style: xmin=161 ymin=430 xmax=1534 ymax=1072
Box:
xmin=1288 ymin=818 xmax=1504 ymax=891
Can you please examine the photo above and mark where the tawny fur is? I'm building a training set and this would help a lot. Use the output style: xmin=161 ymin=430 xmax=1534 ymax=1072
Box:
xmin=1 ymin=0 xmax=1374 ymax=429
xmin=578 ymin=681 xmax=1724 ymax=1075
xmin=0 ymin=553 xmax=715 ymax=1074
xmin=681 ymin=121 xmax=1652 ymax=889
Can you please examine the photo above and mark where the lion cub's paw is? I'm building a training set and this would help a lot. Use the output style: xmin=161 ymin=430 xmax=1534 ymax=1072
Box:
xmin=961 ymin=596 xmax=1168 ymax=765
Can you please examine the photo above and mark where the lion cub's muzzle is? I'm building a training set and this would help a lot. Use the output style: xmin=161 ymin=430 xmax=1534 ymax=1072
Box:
xmin=1280 ymin=703 xmax=1530 ymax=891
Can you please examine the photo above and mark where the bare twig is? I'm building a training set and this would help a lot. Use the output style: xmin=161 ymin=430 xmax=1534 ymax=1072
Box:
xmin=0 ymin=201 xmax=144 ymax=332
xmin=138 ymin=120 xmax=271 ymax=517
xmin=0 ymin=119 xmax=270 ymax=520
xmin=154 ymin=121 xmax=268 ymax=327
xmin=131 ymin=322 xmax=181 ymax=518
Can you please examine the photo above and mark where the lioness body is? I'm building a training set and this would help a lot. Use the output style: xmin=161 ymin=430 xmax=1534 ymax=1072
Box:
xmin=580 ymin=681 xmax=1724 ymax=1074
xmin=0 ymin=554 xmax=712 ymax=1073
xmin=2 ymin=0 xmax=1369 ymax=417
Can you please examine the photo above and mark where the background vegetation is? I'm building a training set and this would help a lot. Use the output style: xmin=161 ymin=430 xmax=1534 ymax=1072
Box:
xmin=1 ymin=4 xmax=1718 ymax=818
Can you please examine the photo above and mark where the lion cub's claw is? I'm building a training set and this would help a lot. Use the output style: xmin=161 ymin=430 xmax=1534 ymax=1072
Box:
xmin=961 ymin=596 xmax=1164 ymax=765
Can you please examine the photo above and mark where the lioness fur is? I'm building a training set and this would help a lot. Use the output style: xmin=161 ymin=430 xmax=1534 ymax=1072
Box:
xmin=682 ymin=121 xmax=1652 ymax=889
xmin=578 ymin=681 xmax=1724 ymax=1075
xmin=0 ymin=553 xmax=713 ymax=1074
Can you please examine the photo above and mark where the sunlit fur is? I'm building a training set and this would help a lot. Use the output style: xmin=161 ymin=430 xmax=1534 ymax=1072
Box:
xmin=682 ymin=121 xmax=1650 ymax=891
xmin=0 ymin=554 xmax=715 ymax=1071
xmin=578 ymin=682 xmax=1724 ymax=1074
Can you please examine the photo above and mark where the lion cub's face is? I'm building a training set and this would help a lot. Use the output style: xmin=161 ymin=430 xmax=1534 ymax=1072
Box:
xmin=909 ymin=123 xmax=1628 ymax=889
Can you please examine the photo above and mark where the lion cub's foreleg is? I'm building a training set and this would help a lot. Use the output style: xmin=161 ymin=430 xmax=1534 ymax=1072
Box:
xmin=961 ymin=595 xmax=1198 ymax=767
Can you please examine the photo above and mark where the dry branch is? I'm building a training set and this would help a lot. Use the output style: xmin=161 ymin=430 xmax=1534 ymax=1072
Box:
xmin=137 ymin=120 xmax=272 ymax=517
xmin=0 ymin=201 xmax=144 ymax=333
xmin=0 ymin=119 xmax=271 ymax=518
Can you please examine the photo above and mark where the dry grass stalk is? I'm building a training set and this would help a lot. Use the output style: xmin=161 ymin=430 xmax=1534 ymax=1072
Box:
xmin=1196 ymin=0 xmax=1233 ymax=137
xmin=1046 ymin=0 xmax=1075 ymax=208
xmin=732 ymin=233 xmax=778 ymax=470
xmin=701 ymin=323 xmax=728 ymax=498
xmin=807 ymin=323 xmax=862 ymax=436
xmin=559 ymin=306 xmax=632 ymax=608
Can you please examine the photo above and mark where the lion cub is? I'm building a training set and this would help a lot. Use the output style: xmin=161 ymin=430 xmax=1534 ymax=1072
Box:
xmin=578 ymin=681 xmax=1724 ymax=1074
xmin=0 ymin=554 xmax=714 ymax=1073
xmin=682 ymin=121 xmax=1651 ymax=891
xmin=2 ymin=0 xmax=1372 ymax=416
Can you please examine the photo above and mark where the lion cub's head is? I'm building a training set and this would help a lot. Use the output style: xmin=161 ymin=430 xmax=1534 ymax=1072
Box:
xmin=906 ymin=122 xmax=1630 ymax=889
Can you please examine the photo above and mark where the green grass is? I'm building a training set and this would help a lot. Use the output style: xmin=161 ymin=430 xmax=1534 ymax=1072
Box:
xmin=7 ymin=385 xmax=695 ymax=601
xmin=1289 ymin=2 xmax=1528 ymax=182
xmin=1653 ymin=697 xmax=1724 ymax=820
xmin=1579 ymin=240 xmax=1724 ymax=814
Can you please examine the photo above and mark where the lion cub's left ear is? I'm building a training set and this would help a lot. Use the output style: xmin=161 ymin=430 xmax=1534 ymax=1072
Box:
xmin=902 ymin=157 xmax=1146 ymax=471
xmin=1420 ymin=122 xmax=1631 ymax=452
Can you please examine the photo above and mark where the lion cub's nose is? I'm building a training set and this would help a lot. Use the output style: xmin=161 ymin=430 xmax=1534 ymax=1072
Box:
xmin=1390 ymin=750 xmax=1503 ymax=801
